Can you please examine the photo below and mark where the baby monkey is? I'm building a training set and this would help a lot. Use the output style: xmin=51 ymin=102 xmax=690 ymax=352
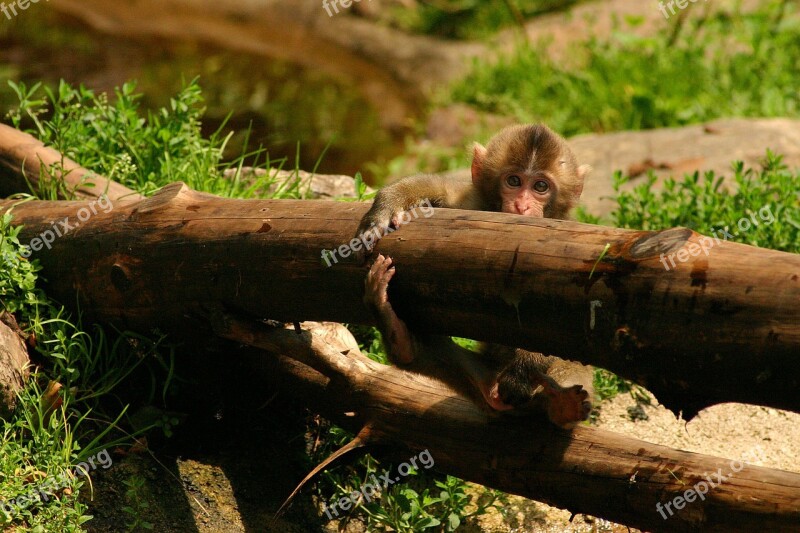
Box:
xmin=356 ymin=124 xmax=594 ymax=428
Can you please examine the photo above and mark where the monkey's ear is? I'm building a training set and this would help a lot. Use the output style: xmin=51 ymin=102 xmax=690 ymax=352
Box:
xmin=471 ymin=143 xmax=488 ymax=184
xmin=575 ymin=164 xmax=591 ymax=198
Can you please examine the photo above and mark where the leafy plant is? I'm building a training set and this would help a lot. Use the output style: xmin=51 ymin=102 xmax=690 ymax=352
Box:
xmin=0 ymin=208 xmax=43 ymax=315
xmin=122 ymin=475 xmax=154 ymax=531
xmin=6 ymin=78 xmax=316 ymax=200
xmin=599 ymin=151 xmax=799 ymax=253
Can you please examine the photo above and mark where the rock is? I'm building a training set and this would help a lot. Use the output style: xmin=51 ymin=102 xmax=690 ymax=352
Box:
xmin=570 ymin=118 xmax=800 ymax=217
xmin=224 ymin=168 xmax=371 ymax=199
xmin=426 ymin=105 xmax=515 ymax=148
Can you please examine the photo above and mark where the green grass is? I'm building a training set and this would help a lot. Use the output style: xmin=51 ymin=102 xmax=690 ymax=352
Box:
xmin=309 ymin=420 xmax=504 ymax=532
xmin=0 ymin=212 xmax=99 ymax=530
xmin=451 ymin=1 xmax=799 ymax=136
xmin=6 ymin=78 xmax=317 ymax=199
xmin=0 ymin=78 xmax=321 ymax=531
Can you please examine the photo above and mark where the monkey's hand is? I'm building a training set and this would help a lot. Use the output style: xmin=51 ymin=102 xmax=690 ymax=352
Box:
xmin=364 ymin=254 xmax=416 ymax=365
xmin=354 ymin=174 xmax=448 ymax=261
xmin=354 ymin=200 xmax=407 ymax=255
xmin=353 ymin=198 xmax=424 ymax=265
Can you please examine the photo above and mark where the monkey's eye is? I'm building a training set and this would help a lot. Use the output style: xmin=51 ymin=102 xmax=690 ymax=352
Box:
xmin=533 ymin=180 xmax=549 ymax=193
xmin=506 ymin=175 xmax=522 ymax=187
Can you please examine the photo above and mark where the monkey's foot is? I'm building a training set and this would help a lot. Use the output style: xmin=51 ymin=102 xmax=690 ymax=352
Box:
xmin=364 ymin=255 xmax=415 ymax=364
xmin=545 ymin=384 xmax=591 ymax=429
xmin=493 ymin=358 xmax=544 ymax=408
xmin=494 ymin=363 xmax=591 ymax=427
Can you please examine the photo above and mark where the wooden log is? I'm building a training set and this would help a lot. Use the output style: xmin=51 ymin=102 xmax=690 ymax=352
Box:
xmin=0 ymin=312 xmax=30 ymax=416
xmin=0 ymin=123 xmax=143 ymax=202
xmin=0 ymin=182 xmax=797 ymax=418
xmin=216 ymin=316 xmax=800 ymax=533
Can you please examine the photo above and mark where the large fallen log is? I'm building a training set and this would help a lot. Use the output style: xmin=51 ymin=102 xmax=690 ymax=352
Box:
xmin=0 ymin=183 xmax=797 ymax=418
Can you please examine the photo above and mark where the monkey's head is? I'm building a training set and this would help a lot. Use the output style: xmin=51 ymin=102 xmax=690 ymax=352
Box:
xmin=471 ymin=124 xmax=589 ymax=220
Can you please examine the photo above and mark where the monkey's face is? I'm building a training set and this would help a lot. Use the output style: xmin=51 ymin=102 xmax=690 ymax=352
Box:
xmin=473 ymin=124 xmax=588 ymax=220
xmin=499 ymin=172 xmax=553 ymax=217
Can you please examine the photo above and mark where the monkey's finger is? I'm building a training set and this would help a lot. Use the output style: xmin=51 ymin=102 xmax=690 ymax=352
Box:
xmin=373 ymin=256 xmax=396 ymax=285
xmin=380 ymin=263 xmax=396 ymax=285
xmin=367 ymin=254 xmax=387 ymax=279
xmin=366 ymin=255 xmax=394 ymax=284
xmin=568 ymin=384 xmax=589 ymax=401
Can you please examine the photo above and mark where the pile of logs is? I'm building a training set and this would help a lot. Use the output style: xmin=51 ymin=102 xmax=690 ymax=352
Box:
xmin=1 ymin=123 xmax=798 ymax=532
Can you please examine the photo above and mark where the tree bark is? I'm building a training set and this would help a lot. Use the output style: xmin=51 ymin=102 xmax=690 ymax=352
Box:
xmin=0 ymin=182 xmax=797 ymax=418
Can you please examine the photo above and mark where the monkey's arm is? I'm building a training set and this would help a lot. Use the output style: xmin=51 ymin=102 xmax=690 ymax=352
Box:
xmin=355 ymin=174 xmax=477 ymax=244
xmin=364 ymin=254 xmax=496 ymax=406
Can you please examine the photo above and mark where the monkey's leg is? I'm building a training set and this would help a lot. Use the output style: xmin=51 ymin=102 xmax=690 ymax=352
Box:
xmin=363 ymin=254 xmax=416 ymax=364
xmin=494 ymin=351 xmax=593 ymax=428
